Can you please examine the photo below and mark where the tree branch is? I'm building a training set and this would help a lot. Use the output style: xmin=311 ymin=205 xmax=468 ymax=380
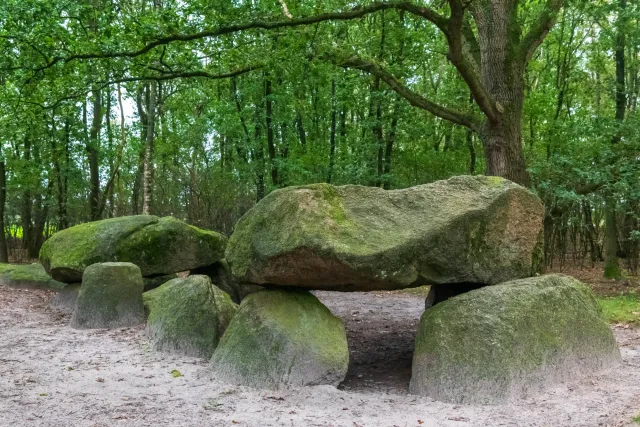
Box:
xmin=445 ymin=0 xmax=499 ymax=123
xmin=520 ymin=0 xmax=565 ymax=62
xmin=17 ymin=65 xmax=261 ymax=110
xmin=334 ymin=55 xmax=481 ymax=131
xmin=32 ymin=2 xmax=409 ymax=71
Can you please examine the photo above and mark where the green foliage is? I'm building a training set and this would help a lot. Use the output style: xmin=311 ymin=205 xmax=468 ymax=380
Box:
xmin=0 ymin=0 xmax=637 ymax=276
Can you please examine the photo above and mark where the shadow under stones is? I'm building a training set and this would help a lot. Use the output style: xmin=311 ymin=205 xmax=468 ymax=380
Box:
xmin=314 ymin=290 xmax=426 ymax=395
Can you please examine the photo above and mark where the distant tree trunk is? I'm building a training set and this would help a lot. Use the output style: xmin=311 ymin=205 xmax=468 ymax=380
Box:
xmin=21 ymin=136 xmax=33 ymax=252
xmin=254 ymin=104 xmax=266 ymax=202
xmin=265 ymin=76 xmax=279 ymax=186
xmin=88 ymin=87 xmax=102 ymax=220
xmin=466 ymin=94 xmax=476 ymax=174
xmin=53 ymin=117 xmax=69 ymax=230
xmin=327 ymin=80 xmax=337 ymax=183
xmin=143 ymin=82 xmax=156 ymax=215
xmin=296 ymin=113 xmax=307 ymax=152
xmin=132 ymin=85 xmax=148 ymax=215
xmin=0 ymin=143 xmax=8 ymax=263
xmin=603 ymin=0 xmax=627 ymax=279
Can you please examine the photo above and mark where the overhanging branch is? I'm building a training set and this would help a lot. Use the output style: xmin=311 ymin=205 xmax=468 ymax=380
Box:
xmin=334 ymin=55 xmax=481 ymax=131
xmin=520 ymin=0 xmax=565 ymax=62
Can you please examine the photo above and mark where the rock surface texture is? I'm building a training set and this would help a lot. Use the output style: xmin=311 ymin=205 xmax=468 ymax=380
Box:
xmin=71 ymin=262 xmax=145 ymax=329
xmin=40 ymin=215 xmax=227 ymax=283
xmin=210 ymin=289 xmax=348 ymax=389
xmin=226 ymin=176 xmax=544 ymax=291
xmin=143 ymin=275 xmax=238 ymax=358
xmin=0 ymin=263 xmax=65 ymax=291
xmin=410 ymin=274 xmax=621 ymax=404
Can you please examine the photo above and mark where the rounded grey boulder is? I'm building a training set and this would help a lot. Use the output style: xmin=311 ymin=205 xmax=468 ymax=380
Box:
xmin=410 ymin=274 xmax=621 ymax=404
xmin=71 ymin=262 xmax=145 ymax=329
xmin=210 ymin=289 xmax=348 ymax=389
xmin=143 ymin=275 xmax=238 ymax=358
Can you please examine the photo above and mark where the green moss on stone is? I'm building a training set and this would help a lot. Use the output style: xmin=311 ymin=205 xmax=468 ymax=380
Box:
xmin=39 ymin=215 xmax=227 ymax=283
xmin=410 ymin=274 xmax=621 ymax=404
xmin=71 ymin=262 xmax=145 ymax=329
xmin=226 ymin=175 xmax=545 ymax=291
xmin=0 ymin=263 xmax=65 ymax=290
xmin=210 ymin=289 xmax=348 ymax=389
xmin=143 ymin=275 xmax=237 ymax=358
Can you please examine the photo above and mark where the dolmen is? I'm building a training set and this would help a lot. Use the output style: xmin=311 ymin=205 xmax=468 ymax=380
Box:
xmin=35 ymin=176 xmax=620 ymax=404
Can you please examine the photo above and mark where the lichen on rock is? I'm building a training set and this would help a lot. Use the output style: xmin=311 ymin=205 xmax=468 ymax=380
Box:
xmin=71 ymin=262 xmax=145 ymax=329
xmin=39 ymin=215 xmax=227 ymax=282
xmin=410 ymin=274 xmax=621 ymax=404
xmin=210 ymin=289 xmax=348 ymax=389
xmin=143 ymin=275 xmax=238 ymax=358
xmin=226 ymin=175 xmax=545 ymax=291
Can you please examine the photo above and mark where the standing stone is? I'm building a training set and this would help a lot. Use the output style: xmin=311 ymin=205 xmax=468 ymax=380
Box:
xmin=410 ymin=274 xmax=621 ymax=404
xmin=71 ymin=262 xmax=145 ymax=329
xmin=143 ymin=275 xmax=238 ymax=358
xmin=226 ymin=176 xmax=544 ymax=291
xmin=210 ymin=290 xmax=348 ymax=389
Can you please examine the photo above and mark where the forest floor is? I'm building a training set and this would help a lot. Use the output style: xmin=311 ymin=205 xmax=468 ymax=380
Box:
xmin=1 ymin=281 xmax=640 ymax=427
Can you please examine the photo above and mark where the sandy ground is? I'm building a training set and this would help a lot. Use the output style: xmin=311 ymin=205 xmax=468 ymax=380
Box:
xmin=1 ymin=286 xmax=640 ymax=427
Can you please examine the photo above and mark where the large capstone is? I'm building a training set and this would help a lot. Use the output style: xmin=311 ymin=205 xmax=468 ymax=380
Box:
xmin=71 ymin=262 xmax=145 ymax=329
xmin=226 ymin=175 xmax=544 ymax=291
xmin=210 ymin=289 xmax=348 ymax=389
xmin=39 ymin=215 xmax=227 ymax=283
xmin=410 ymin=274 xmax=621 ymax=404
xmin=143 ymin=275 xmax=238 ymax=358
xmin=0 ymin=263 xmax=65 ymax=291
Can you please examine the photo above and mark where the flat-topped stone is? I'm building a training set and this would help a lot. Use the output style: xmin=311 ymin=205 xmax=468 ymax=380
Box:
xmin=226 ymin=175 xmax=544 ymax=291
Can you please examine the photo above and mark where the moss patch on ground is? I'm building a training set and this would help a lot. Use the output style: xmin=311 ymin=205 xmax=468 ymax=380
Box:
xmin=0 ymin=263 xmax=65 ymax=291
xmin=598 ymin=293 xmax=640 ymax=324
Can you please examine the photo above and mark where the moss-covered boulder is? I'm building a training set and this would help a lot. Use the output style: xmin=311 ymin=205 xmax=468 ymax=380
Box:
xmin=410 ymin=274 xmax=621 ymax=404
xmin=210 ymin=290 xmax=348 ymax=389
xmin=39 ymin=215 xmax=227 ymax=283
xmin=226 ymin=175 xmax=544 ymax=291
xmin=191 ymin=260 xmax=262 ymax=304
xmin=71 ymin=262 xmax=145 ymax=329
xmin=143 ymin=275 xmax=238 ymax=358
xmin=0 ymin=263 xmax=65 ymax=291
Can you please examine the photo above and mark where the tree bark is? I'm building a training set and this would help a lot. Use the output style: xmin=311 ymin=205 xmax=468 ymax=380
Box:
xmin=0 ymin=143 xmax=8 ymax=263
xmin=143 ymin=82 xmax=156 ymax=215
xmin=88 ymin=88 xmax=102 ymax=220
xmin=327 ymin=80 xmax=337 ymax=183
xmin=604 ymin=0 xmax=627 ymax=279
xmin=265 ymin=76 xmax=279 ymax=186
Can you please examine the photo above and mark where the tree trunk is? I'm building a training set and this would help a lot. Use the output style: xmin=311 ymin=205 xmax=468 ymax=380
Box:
xmin=143 ymin=82 xmax=156 ymax=215
xmin=88 ymin=88 xmax=102 ymax=220
xmin=604 ymin=195 xmax=621 ymax=279
xmin=0 ymin=143 xmax=8 ymax=263
xmin=603 ymin=0 xmax=627 ymax=278
xmin=464 ymin=2 xmax=528 ymax=185
xmin=327 ymin=80 xmax=337 ymax=183
xmin=265 ymin=76 xmax=279 ymax=186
